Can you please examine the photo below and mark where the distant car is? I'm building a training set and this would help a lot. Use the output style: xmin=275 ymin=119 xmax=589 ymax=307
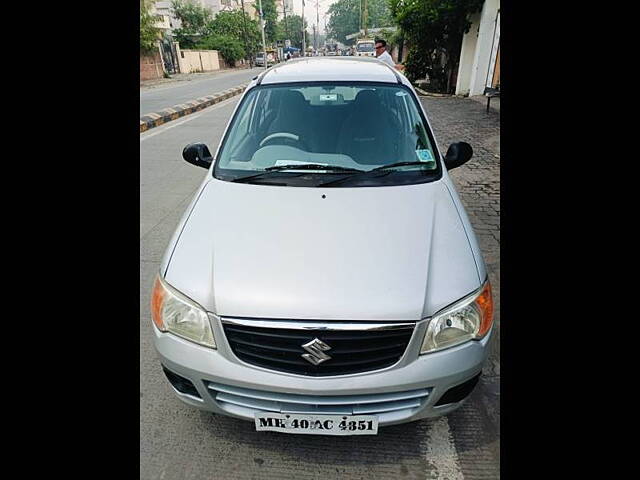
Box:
xmin=255 ymin=53 xmax=265 ymax=67
xmin=152 ymin=57 xmax=494 ymax=436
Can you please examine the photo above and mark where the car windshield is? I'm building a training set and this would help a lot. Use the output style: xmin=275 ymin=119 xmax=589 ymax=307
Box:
xmin=357 ymin=43 xmax=374 ymax=52
xmin=214 ymin=82 xmax=441 ymax=187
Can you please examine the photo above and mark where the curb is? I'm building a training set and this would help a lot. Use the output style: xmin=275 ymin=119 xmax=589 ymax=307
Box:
xmin=414 ymin=86 xmax=454 ymax=97
xmin=140 ymin=83 xmax=249 ymax=133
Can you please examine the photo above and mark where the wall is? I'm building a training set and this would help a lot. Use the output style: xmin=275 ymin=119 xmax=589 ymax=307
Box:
xmin=455 ymin=0 xmax=500 ymax=96
xmin=455 ymin=12 xmax=481 ymax=95
xmin=140 ymin=50 xmax=164 ymax=81
xmin=467 ymin=0 xmax=500 ymax=96
xmin=176 ymin=48 xmax=221 ymax=73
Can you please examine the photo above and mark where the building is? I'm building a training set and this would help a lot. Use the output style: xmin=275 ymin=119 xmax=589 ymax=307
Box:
xmin=219 ymin=0 xmax=258 ymax=20
xmin=151 ymin=1 xmax=174 ymax=33
xmin=152 ymin=0 xmax=224 ymax=34
xmin=455 ymin=0 xmax=500 ymax=97
xmin=200 ymin=0 xmax=223 ymax=15
xmin=275 ymin=0 xmax=294 ymax=20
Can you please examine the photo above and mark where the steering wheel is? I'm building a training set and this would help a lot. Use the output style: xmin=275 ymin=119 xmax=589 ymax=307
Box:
xmin=259 ymin=132 xmax=310 ymax=151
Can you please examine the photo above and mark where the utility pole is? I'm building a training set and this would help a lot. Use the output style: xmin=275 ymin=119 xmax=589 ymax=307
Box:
xmin=258 ymin=0 xmax=268 ymax=70
xmin=363 ymin=0 xmax=368 ymax=37
xmin=283 ymin=1 xmax=290 ymax=43
xmin=301 ymin=0 xmax=306 ymax=55
xmin=315 ymin=0 xmax=319 ymax=50
xmin=239 ymin=0 xmax=252 ymax=67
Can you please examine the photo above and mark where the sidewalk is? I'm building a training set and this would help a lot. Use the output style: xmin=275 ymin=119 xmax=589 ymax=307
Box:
xmin=140 ymin=65 xmax=252 ymax=91
xmin=468 ymin=94 xmax=500 ymax=113
xmin=140 ymin=83 xmax=248 ymax=132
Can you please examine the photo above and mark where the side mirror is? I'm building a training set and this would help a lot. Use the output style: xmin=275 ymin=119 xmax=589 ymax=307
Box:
xmin=444 ymin=142 xmax=473 ymax=170
xmin=183 ymin=143 xmax=213 ymax=169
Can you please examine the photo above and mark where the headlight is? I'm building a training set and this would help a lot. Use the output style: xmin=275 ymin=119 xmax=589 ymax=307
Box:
xmin=151 ymin=275 xmax=216 ymax=348
xmin=421 ymin=280 xmax=493 ymax=354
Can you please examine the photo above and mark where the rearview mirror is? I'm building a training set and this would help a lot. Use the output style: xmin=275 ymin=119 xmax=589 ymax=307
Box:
xmin=444 ymin=142 xmax=473 ymax=170
xmin=183 ymin=143 xmax=213 ymax=169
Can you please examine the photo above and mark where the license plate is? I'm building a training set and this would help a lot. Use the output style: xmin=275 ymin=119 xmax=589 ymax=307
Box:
xmin=254 ymin=413 xmax=378 ymax=435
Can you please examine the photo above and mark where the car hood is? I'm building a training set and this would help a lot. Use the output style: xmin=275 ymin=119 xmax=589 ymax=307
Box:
xmin=164 ymin=178 xmax=481 ymax=321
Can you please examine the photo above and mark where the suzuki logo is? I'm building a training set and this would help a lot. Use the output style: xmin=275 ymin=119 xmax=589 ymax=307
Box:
xmin=301 ymin=338 xmax=332 ymax=365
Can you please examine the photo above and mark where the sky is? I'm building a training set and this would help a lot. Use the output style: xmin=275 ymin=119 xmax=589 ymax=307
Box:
xmin=291 ymin=0 xmax=338 ymax=35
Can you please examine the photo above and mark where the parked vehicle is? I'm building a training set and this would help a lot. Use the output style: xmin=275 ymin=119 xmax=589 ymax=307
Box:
xmin=326 ymin=42 xmax=338 ymax=56
xmin=151 ymin=57 xmax=494 ymax=436
xmin=355 ymin=39 xmax=376 ymax=57
xmin=255 ymin=51 xmax=276 ymax=67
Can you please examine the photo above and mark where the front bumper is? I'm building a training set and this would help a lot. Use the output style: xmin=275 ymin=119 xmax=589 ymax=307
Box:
xmin=152 ymin=317 xmax=492 ymax=427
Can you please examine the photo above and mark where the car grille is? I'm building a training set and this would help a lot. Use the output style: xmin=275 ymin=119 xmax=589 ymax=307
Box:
xmin=206 ymin=382 xmax=430 ymax=422
xmin=221 ymin=319 xmax=415 ymax=376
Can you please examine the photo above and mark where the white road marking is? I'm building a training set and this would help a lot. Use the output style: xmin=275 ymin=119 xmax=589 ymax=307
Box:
xmin=140 ymin=96 xmax=238 ymax=142
xmin=424 ymin=417 xmax=464 ymax=480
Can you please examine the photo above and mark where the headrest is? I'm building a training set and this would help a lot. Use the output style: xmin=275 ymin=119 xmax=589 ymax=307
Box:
xmin=281 ymin=89 xmax=307 ymax=106
xmin=353 ymin=90 xmax=380 ymax=111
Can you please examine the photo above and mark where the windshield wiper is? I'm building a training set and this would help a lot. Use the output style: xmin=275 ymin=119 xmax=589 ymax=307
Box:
xmin=368 ymin=161 xmax=436 ymax=172
xmin=230 ymin=164 xmax=364 ymax=183
xmin=316 ymin=161 xmax=435 ymax=187
xmin=265 ymin=164 xmax=365 ymax=173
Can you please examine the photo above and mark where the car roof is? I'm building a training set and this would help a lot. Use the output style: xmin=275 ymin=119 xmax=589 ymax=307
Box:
xmin=254 ymin=57 xmax=411 ymax=88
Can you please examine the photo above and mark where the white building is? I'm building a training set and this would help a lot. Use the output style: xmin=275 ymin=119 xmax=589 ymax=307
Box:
xmin=151 ymin=1 xmax=174 ymax=32
xmin=152 ymin=0 xmax=225 ymax=34
xmin=275 ymin=0 xmax=294 ymax=20
xmin=220 ymin=0 xmax=258 ymax=20
xmin=200 ymin=0 xmax=223 ymax=15
xmin=455 ymin=0 xmax=500 ymax=96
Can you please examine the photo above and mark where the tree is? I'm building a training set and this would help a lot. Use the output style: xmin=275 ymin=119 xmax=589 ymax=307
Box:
xmin=389 ymin=0 xmax=484 ymax=93
xmin=197 ymin=35 xmax=245 ymax=66
xmin=254 ymin=0 xmax=278 ymax=44
xmin=171 ymin=0 xmax=214 ymax=48
xmin=327 ymin=0 xmax=392 ymax=45
xmin=276 ymin=14 xmax=308 ymax=50
xmin=140 ymin=0 xmax=161 ymax=53
xmin=210 ymin=9 xmax=262 ymax=58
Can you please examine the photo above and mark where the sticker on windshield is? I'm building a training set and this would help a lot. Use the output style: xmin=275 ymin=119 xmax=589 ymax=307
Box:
xmin=415 ymin=149 xmax=435 ymax=164
xmin=274 ymin=159 xmax=327 ymax=167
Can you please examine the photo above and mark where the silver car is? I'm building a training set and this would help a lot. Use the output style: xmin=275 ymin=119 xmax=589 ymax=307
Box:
xmin=151 ymin=57 xmax=494 ymax=436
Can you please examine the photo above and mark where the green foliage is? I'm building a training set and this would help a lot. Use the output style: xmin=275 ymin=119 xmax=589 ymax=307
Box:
xmin=140 ymin=0 xmax=161 ymax=53
xmin=172 ymin=0 xmax=260 ymax=59
xmin=388 ymin=0 xmax=484 ymax=93
xmin=254 ymin=0 xmax=278 ymax=44
xmin=171 ymin=0 xmax=214 ymax=48
xmin=327 ymin=0 xmax=393 ymax=45
xmin=211 ymin=10 xmax=262 ymax=57
xmin=276 ymin=14 xmax=308 ymax=50
xmin=197 ymin=34 xmax=245 ymax=66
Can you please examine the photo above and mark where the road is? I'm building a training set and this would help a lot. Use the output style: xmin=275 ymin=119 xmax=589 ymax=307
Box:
xmin=140 ymin=95 xmax=500 ymax=479
xmin=139 ymin=67 xmax=263 ymax=116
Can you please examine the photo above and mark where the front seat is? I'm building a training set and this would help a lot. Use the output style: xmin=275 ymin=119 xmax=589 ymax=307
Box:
xmin=336 ymin=90 xmax=397 ymax=165
xmin=266 ymin=90 xmax=310 ymax=143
